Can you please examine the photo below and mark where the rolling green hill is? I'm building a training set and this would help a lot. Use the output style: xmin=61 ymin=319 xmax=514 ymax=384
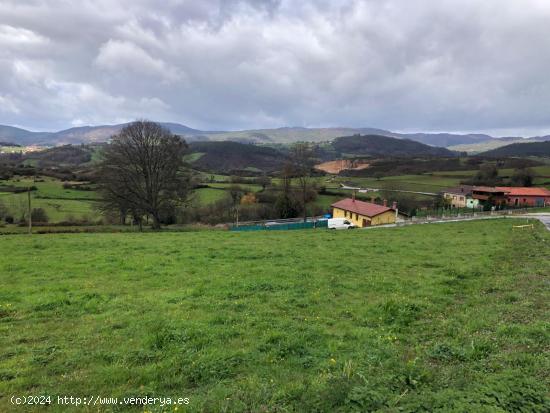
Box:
xmin=480 ymin=141 xmax=550 ymax=157
xmin=188 ymin=141 xmax=287 ymax=173
xmin=22 ymin=145 xmax=96 ymax=166
xmin=332 ymin=135 xmax=456 ymax=157
xmin=185 ymin=135 xmax=456 ymax=174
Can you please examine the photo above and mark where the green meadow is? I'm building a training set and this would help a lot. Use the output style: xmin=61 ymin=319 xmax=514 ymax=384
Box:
xmin=2 ymin=166 xmax=549 ymax=225
xmin=0 ymin=219 xmax=548 ymax=412
xmin=0 ymin=177 xmax=100 ymax=223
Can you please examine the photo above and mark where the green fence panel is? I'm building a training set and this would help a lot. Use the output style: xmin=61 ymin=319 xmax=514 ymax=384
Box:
xmin=231 ymin=220 xmax=328 ymax=232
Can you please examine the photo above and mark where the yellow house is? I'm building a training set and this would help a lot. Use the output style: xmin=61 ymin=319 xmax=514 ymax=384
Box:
xmin=331 ymin=198 xmax=398 ymax=227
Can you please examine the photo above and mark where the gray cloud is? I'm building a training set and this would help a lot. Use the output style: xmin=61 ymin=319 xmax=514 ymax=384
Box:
xmin=1 ymin=0 xmax=550 ymax=135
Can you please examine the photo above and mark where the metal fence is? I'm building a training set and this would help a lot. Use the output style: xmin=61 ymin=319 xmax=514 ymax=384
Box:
xmin=230 ymin=217 xmax=328 ymax=231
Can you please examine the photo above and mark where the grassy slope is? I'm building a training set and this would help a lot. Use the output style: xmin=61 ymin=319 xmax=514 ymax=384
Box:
xmin=0 ymin=219 xmax=548 ymax=412
xmin=0 ymin=177 xmax=100 ymax=223
xmin=448 ymin=140 xmax=524 ymax=153
xmin=193 ymin=188 xmax=228 ymax=204
xmin=0 ymin=146 xmax=24 ymax=154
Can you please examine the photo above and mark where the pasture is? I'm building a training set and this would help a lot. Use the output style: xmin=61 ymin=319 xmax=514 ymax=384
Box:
xmin=2 ymin=165 xmax=549 ymax=226
xmin=0 ymin=219 xmax=548 ymax=412
xmin=0 ymin=177 xmax=100 ymax=223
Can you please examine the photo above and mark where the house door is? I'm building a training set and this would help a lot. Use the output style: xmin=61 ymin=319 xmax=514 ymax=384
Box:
xmin=363 ymin=219 xmax=370 ymax=227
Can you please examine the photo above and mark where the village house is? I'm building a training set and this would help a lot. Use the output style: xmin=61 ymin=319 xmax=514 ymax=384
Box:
xmin=471 ymin=186 xmax=550 ymax=207
xmin=442 ymin=185 xmax=479 ymax=209
xmin=331 ymin=198 xmax=401 ymax=227
xmin=498 ymin=187 xmax=550 ymax=207
xmin=471 ymin=186 xmax=509 ymax=207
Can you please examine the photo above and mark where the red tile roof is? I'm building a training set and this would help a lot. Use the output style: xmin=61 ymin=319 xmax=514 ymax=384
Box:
xmin=331 ymin=198 xmax=393 ymax=217
xmin=495 ymin=187 xmax=550 ymax=197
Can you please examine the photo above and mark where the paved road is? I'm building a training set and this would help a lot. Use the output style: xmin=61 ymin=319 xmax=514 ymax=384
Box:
xmin=516 ymin=214 xmax=550 ymax=231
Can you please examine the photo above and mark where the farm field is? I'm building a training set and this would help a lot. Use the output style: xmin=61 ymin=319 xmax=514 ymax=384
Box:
xmin=0 ymin=219 xmax=548 ymax=412
xmin=0 ymin=146 xmax=24 ymax=154
xmin=2 ymin=166 xmax=549 ymax=225
xmin=0 ymin=177 xmax=100 ymax=223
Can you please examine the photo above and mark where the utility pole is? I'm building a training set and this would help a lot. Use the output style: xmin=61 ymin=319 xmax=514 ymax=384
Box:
xmin=27 ymin=186 xmax=32 ymax=235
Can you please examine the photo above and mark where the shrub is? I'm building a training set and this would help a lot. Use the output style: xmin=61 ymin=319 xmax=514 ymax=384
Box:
xmin=0 ymin=200 xmax=8 ymax=221
xmin=31 ymin=208 xmax=49 ymax=223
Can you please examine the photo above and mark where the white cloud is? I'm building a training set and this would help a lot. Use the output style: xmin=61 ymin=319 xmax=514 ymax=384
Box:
xmin=0 ymin=95 xmax=20 ymax=114
xmin=0 ymin=24 xmax=48 ymax=45
xmin=0 ymin=0 xmax=550 ymax=136
xmin=95 ymin=39 xmax=183 ymax=83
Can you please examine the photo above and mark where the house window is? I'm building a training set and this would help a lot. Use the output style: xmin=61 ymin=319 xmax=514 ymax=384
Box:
xmin=344 ymin=211 xmax=347 ymax=217
xmin=355 ymin=213 xmax=359 ymax=220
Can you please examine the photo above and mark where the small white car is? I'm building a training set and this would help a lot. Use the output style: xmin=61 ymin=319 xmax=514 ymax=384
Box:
xmin=328 ymin=218 xmax=356 ymax=230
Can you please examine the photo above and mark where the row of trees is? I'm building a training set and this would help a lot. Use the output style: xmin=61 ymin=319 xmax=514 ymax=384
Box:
xmin=464 ymin=164 xmax=534 ymax=187
xmin=97 ymin=121 xmax=319 ymax=229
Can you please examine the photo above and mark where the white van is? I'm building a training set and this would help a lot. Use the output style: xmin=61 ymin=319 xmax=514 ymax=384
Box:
xmin=328 ymin=218 xmax=356 ymax=230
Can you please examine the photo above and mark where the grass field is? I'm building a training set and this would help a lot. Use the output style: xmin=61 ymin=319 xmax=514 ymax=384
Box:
xmin=2 ymin=167 xmax=549 ymax=225
xmin=0 ymin=146 xmax=24 ymax=154
xmin=0 ymin=219 xmax=548 ymax=412
xmin=0 ymin=177 xmax=100 ymax=223
xmin=192 ymin=188 xmax=229 ymax=205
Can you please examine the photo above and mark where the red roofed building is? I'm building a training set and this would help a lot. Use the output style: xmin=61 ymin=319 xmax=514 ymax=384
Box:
xmin=496 ymin=187 xmax=550 ymax=207
xmin=471 ymin=186 xmax=509 ymax=206
xmin=331 ymin=198 xmax=399 ymax=227
xmin=472 ymin=186 xmax=550 ymax=207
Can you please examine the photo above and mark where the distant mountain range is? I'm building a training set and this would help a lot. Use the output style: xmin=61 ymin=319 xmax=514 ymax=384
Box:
xmin=8 ymin=134 xmax=458 ymax=173
xmin=186 ymin=135 xmax=457 ymax=173
xmin=1 ymin=122 xmax=550 ymax=151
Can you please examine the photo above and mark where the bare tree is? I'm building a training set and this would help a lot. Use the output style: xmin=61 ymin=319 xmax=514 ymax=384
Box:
xmin=97 ymin=121 xmax=191 ymax=230
xmin=228 ymin=184 xmax=244 ymax=225
xmin=289 ymin=143 xmax=317 ymax=222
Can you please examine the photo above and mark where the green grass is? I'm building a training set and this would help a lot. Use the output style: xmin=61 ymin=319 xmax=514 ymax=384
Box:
xmin=184 ymin=152 xmax=205 ymax=163
xmin=3 ymin=177 xmax=98 ymax=200
xmin=0 ymin=219 xmax=548 ymax=412
xmin=0 ymin=146 xmax=24 ymax=154
xmin=193 ymin=188 xmax=229 ymax=204
xmin=1 ymin=167 xmax=548 ymax=225
xmin=0 ymin=192 xmax=100 ymax=222
xmin=207 ymin=183 xmax=263 ymax=192
xmin=0 ymin=177 xmax=100 ymax=223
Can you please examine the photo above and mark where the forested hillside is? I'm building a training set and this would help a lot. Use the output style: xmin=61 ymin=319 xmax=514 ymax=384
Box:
xmin=332 ymin=135 xmax=456 ymax=157
xmin=481 ymin=141 xmax=550 ymax=157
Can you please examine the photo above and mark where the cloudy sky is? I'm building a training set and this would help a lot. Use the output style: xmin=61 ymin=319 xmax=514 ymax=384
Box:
xmin=1 ymin=0 xmax=550 ymax=136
